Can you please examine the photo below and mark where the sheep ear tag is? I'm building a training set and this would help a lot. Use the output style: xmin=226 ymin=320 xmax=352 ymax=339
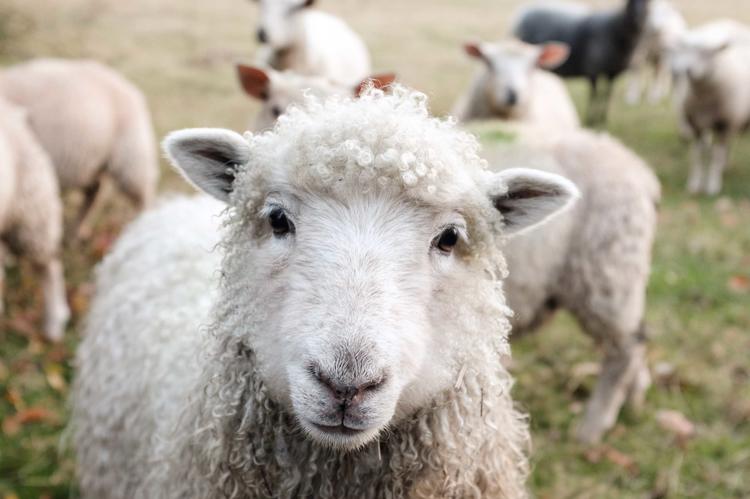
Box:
xmin=490 ymin=168 xmax=580 ymax=237
xmin=163 ymin=128 xmax=251 ymax=203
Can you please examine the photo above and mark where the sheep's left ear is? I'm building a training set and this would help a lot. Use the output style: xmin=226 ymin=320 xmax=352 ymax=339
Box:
xmin=163 ymin=128 xmax=251 ymax=203
xmin=354 ymin=73 xmax=397 ymax=97
xmin=489 ymin=168 xmax=579 ymax=237
xmin=536 ymin=43 xmax=570 ymax=69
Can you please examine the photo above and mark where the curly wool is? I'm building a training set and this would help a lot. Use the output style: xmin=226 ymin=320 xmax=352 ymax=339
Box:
xmin=74 ymin=88 xmax=530 ymax=498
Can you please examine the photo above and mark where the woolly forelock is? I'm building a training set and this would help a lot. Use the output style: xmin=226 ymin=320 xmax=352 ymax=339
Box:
xmin=144 ymin=87 xmax=530 ymax=498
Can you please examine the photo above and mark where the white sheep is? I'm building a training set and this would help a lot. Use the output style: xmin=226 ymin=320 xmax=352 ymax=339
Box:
xmin=252 ymin=0 xmax=371 ymax=86
xmin=0 ymin=97 xmax=69 ymax=341
xmin=236 ymin=64 xmax=395 ymax=130
xmin=453 ymin=40 xmax=580 ymax=130
xmin=72 ymin=87 xmax=580 ymax=498
xmin=474 ymin=121 xmax=661 ymax=443
xmin=625 ymin=0 xmax=687 ymax=105
xmin=0 ymin=58 xmax=159 ymax=238
xmin=670 ymin=20 xmax=750 ymax=195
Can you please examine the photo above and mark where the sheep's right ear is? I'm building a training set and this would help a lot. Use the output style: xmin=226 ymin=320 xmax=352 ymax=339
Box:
xmin=163 ymin=128 xmax=251 ymax=203
xmin=464 ymin=42 xmax=486 ymax=60
xmin=536 ymin=43 xmax=570 ymax=69
xmin=237 ymin=64 xmax=271 ymax=100
xmin=488 ymin=168 xmax=579 ymax=237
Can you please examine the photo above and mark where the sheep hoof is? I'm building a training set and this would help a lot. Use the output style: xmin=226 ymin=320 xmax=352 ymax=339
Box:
xmin=574 ymin=421 xmax=605 ymax=446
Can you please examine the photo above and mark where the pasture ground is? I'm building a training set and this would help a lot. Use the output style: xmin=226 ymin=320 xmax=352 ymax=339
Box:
xmin=0 ymin=0 xmax=748 ymax=497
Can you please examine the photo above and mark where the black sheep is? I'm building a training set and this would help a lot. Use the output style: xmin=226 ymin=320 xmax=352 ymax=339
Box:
xmin=513 ymin=0 xmax=650 ymax=125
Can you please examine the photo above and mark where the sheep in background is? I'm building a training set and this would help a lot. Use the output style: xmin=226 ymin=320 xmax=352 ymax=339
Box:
xmin=670 ymin=20 xmax=750 ymax=195
xmin=73 ymin=87 xmax=581 ymax=498
xmin=513 ymin=0 xmax=650 ymax=125
xmin=0 ymin=98 xmax=69 ymax=342
xmin=453 ymin=40 xmax=580 ymax=130
xmin=252 ymin=0 xmax=371 ymax=86
xmin=236 ymin=64 xmax=395 ymax=130
xmin=474 ymin=121 xmax=660 ymax=443
xmin=625 ymin=0 xmax=687 ymax=105
xmin=0 ymin=59 xmax=158 ymax=239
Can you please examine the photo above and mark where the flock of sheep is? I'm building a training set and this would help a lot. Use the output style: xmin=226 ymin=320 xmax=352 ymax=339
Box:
xmin=0 ymin=0 xmax=747 ymax=497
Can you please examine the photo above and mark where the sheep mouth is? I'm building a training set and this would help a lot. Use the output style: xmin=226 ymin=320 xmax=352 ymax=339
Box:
xmin=310 ymin=422 xmax=366 ymax=436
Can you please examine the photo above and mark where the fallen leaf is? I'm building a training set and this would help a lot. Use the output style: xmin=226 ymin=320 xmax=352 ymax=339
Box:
xmin=4 ymin=493 xmax=20 ymax=499
xmin=728 ymin=275 xmax=750 ymax=294
xmin=584 ymin=444 xmax=639 ymax=475
xmin=44 ymin=363 xmax=67 ymax=392
xmin=2 ymin=407 xmax=57 ymax=436
xmin=656 ymin=409 xmax=696 ymax=442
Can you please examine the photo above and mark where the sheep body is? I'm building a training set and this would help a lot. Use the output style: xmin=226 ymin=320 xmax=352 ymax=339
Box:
xmin=454 ymin=40 xmax=579 ymax=130
xmin=513 ymin=0 xmax=650 ymax=124
xmin=70 ymin=88 xmax=582 ymax=498
xmin=0 ymin=58 xmax=158 ymax=234
xmin=0 ymin=97 xmax=69 ymax=341
xmin=256 ymin=3 xmax=371 ymax=86
xmin=671 ymin=20 xmax=750 ymax=194
xmin=473 ymin=121 xmax=660 ymax=443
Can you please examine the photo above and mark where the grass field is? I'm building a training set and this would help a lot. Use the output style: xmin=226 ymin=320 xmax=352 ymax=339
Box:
xmin=0 ymin=0 xmax=749 ymax=497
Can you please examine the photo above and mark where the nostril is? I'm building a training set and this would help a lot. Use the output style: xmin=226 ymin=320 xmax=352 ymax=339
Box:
xmin=309 ymin=365 xmax=387 ymax=404
xmin=257 ymin=28 xmax=268 ymax=44
xmin=506 ymin=89 xmax=518 ymax=106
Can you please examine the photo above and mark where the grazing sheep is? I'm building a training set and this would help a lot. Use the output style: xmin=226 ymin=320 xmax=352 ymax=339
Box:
xmin=670 ymin=20 xmax=750 ymax=195
xmin=453 ymin=40 xmax=580 ymax=130
xmin=0 ymin=97 xmax=69 ymax=341
xmin=252 ymin=0 xmax=371 ymax=86
xmin=73 ymin=87 xmax=580 ymax=498
xmin=236 ymin=64 xmax=395 ymax=130
xmin=0 ymin=58 xmax=158 ymax=238
xmin=625 ymin=0 xmax=687 ymax=105
xmin=513 ymin=0 xmax=650 ymax=125
xmin=473 ymin=121 xmax=660 ymax=444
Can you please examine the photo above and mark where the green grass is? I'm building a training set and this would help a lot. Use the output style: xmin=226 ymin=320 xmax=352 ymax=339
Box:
xmin=1 ymin=1 xmax=749 ymax=498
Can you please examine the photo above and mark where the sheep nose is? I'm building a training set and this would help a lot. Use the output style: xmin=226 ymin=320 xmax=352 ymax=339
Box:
xmin=256 ymin=28 xmax=268 ymax=44
xmin=312 ymin=368 xmax=385 ymax=406
xmin=506 ymin=89 xmax=518 ymax=106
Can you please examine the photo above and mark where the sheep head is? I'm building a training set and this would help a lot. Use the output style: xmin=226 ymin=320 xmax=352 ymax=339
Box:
xmin=464 ymin=40 xmax=569 ymax=116
xmin=164 ymin=87 xmax=578 ymax=450
xmin=253 ymin=0 xmax=315 ymax=49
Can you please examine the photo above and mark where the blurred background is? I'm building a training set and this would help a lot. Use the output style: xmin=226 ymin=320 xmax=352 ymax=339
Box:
xmin=0 ymin=0 xmax=748 ymax=497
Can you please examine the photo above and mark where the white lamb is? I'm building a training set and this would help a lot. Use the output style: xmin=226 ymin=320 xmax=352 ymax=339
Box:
xmin=236 ymin=63 xmax=394 ymax=130
xmin=453 ymin=40 xmax=580 ymax=130
xmin=0 ymin=58 xmax=159 ymax=237
xmin=72 ymin=87 xmax=580 ymax=498
xmin=625 ymin=0 xmax=687 ymax=105
xmin=0 ymin=97 xmax=69 ymax=341
xmin=670 ymin=20 xmax=750 ymax=195
xmin=252 ymin=0 xmax=371 ymax=86
xmin=474 ymin=121 xmax=661 ymax=443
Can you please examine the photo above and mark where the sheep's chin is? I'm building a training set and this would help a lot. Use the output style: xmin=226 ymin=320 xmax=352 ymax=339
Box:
xmin=299 ymin=419 xmax=384 ymax=451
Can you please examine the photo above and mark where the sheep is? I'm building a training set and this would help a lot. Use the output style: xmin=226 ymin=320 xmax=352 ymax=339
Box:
xmin=471 ymin=120 xmax=660 ymax=444
xmin=625 ymin=0 xmax=687 ymax=105
xmin=0 ymin=58 xmax=158 ymax=238
xmin=72 ymin=87 xmax=581 ymax=498
xmin=453 ymin=40 xmax=580 ymax=130
xmin=513 ymin=0 xmax=650 ymax=125
xmin=669 ymin=20 xmax=750 ymax=195
xmin=0 ymin=97 xmax=69 ymax=342
xmin=252 ymin=0 xmax=371 ymax=86
xmin=236 ymin=64 xmax=395 ymax=130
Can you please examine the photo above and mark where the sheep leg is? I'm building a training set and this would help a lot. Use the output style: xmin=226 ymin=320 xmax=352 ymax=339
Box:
xmin=687 ymin=133 xmax=710 ymax=194
xmin=74 ymin=176 xmax=106 ymax=240
xmin=38 ymin=258 xmax=70 ymax=342
xmin=648 ymin=59 xmax=670 ymax=104
xmin=705 ymin=134 xmax=730 ymax=195
xmin=585 ymin=76 xmax=600 ymax=126
xmin=625 ymin=68 xmax=645 ymax=105
xmin=576 ymin=339 xmax=643 ymax=444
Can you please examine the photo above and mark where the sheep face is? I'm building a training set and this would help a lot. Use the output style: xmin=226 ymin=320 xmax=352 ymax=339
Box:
xmin=464 ymin=41 xmax=569 ymax=116
xmin=164 ymin=90 xmax=578 ymax=450
xmin=670 ymin=34 xmax=730 ymax=83
xmin=253 ymin=0 xmax=313 ymax=49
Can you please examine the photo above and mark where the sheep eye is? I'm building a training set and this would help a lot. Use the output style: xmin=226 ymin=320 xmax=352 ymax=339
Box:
xmin=268 ymin=207 xmax=294 ymax=236
xmin=433 ymin=226 xmax=459 ymax=254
